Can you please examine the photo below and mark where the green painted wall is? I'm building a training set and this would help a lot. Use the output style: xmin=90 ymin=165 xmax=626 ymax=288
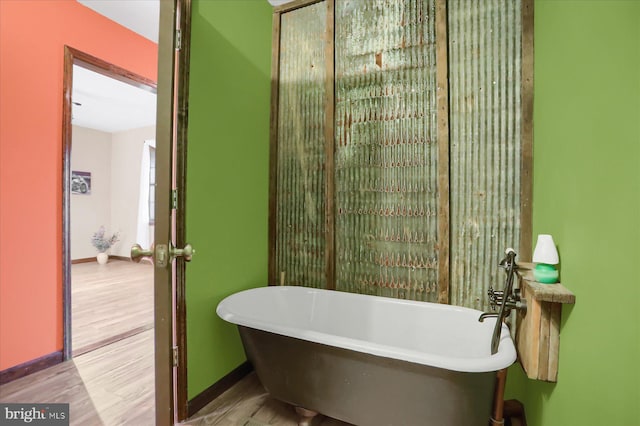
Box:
xmin=184 ymin=0 xmax=640 ymax=420
xmin=186 ymin=0 xmax=272 ymax=399
xmin=509 ymin=1 xmax=640 ymax=425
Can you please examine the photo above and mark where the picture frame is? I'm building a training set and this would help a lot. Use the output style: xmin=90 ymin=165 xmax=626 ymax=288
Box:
xmin=71 ymin=171 xmax=91 ymax=195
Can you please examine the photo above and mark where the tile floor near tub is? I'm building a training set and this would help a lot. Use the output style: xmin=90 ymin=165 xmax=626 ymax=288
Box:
xmin=181 ymin=372 xmax=353 ymax=426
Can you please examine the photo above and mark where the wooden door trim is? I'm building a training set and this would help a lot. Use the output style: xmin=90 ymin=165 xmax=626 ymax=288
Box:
xmin=154 ymin=0 xmax=194 ymax=422
xmin=61 ymin=46 xmax=157 ymax=362
xmin=155 ymin=0 xmax=180 ymax=423
xmin=174 ymin=0 xmax=193 ymax=421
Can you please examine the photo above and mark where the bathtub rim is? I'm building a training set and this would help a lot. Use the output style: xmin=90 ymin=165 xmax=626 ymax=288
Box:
xmin=217 ymin=285 xmax=516 ymax=373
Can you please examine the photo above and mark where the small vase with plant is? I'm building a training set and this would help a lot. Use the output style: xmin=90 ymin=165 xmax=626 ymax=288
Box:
xmin=91 ymin=226 xmax=119 ymax=264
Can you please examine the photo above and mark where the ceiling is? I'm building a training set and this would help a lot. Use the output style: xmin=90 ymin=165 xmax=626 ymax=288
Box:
xmin=72 ymin=0 xmax=289 ymax=133
xmin=72 ymin=0 xmax=159 ymax=133
xmin=72 ymin=65 xmax=157 ymax=133
xmin=77 ymin=0 xmax=159 ymax=43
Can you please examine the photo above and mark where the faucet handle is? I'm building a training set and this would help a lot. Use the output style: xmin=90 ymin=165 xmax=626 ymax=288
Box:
xmin=487 ymin=287 xmax=504 ymax=309
xmin=499 ymin=248 xmax=518 ymax=269
xmin=487 ymin=287 xmax=501 ymax=297
xmin=487 ymin=288 xmax=495 ymax=308
xmin=512 ymin=288 xmax=522 ymax=302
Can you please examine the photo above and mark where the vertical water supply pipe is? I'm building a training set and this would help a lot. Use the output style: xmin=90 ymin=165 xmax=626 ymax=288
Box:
xmin=491 ymin=249 xmax=518 ymax=354
xmin=490 ymin=250 xmax=518 ymax=424
xmin=491 ymin=368 xmax=508 ymax=426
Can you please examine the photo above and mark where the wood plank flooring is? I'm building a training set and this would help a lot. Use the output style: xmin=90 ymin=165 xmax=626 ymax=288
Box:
xmin=5 ymin=260 xmax=353 ymax=425
xmin=1 ymin=341 xmax=349 ymax=426
xmin=182 ymin=373 xmax=352 ymax=426
xmin=0 ymin=330 xmax=155 ymax=425
xmin=72 ymin=260 xmax=154 ymax=354
xmin=0 ymin=259 xmax=155 ymax=425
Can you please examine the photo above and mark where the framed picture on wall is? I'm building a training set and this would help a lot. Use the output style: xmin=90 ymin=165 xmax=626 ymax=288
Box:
xmin=71 ymin=171 xmax=91 ymax=195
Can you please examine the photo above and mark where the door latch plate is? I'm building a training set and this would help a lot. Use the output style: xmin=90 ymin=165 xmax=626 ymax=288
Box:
xmin=155 ymin=244 xmax=168 ymax=268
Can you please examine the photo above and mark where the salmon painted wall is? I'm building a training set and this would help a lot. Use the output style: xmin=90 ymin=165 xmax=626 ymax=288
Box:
xmin=0 ymin=0 xmax=157 ymax=370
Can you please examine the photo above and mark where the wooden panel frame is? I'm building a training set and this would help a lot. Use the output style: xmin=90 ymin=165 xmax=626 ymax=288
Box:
xmin=520 ymin=0 xmax=534 ymax=261
xmin=273 ymin=0 xmax=324 ymax=14
xmin=323 ymin=0 xmax=335 ymax=290
xmin=268 ymin=10 xmax=281 ymax=286
xmin=268 ymin=0 xmax=332 ymax=287
xmin=435 ymin=0 xmax=450 ymax=304
xmin=269 ymin=0 xmax=532 ymax=304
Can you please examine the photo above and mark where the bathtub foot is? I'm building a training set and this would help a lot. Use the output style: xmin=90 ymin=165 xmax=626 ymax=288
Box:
xmin=295 ymin=406 xmax=318 ymax=426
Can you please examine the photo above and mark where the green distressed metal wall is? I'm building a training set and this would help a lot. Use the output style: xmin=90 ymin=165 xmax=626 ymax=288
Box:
xmin=273 ymin=0 xmax=525 ymax=309
xmin=275 ymin=2 xmax=328 ymax=288
xmin=334 ymin=0 xmax=440 ymax=301
xmin=448 ymin=0 xmax=523 ymax=310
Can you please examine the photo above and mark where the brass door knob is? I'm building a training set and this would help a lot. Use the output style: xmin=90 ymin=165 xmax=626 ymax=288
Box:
xmin=131 ymin=244 xmax=153 ymax=263
xmin=171 ymin=243 xmax=195 ymax=262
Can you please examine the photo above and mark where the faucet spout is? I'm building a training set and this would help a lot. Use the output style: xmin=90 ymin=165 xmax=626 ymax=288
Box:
xmin=478 ymin=312 xmax=499 ymax=322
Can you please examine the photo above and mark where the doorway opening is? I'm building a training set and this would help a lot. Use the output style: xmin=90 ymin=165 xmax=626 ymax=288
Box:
xmin=67 ymin=60 xmax=157 ymax=356
xmin=62 ymin=46 xmax=158 ymax=420
xmin=62 ymin=46 xmax=156 ymax=360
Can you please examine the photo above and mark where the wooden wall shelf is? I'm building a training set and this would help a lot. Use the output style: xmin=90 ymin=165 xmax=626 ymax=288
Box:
xmin=515 ymin=262 xmax=575 ymax=382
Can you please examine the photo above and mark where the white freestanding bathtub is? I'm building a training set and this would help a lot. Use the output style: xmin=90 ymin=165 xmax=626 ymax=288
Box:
xmin=217 ymin=286 xmax=516 ymax=426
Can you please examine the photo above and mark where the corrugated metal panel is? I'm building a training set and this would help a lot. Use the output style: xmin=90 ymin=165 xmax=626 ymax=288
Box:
xmin=448 ymin=0 xmax=522 ymax=310
xmin=275 ymin=2 xmax=327 ymax=288
xmin=334 ymin=0 xmax=440 ymax=301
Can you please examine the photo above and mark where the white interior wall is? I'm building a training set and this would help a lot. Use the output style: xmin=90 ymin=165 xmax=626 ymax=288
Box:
xmin=71 ymin=125 xmax=155 ymax=260
xmin=70 ymin=126 xmax=113 ymax=259
xmin=110 ymin=126 xmax=155 ymax=257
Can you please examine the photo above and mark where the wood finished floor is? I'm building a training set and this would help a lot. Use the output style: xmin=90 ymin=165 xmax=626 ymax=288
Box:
xmin=3 ymin=260 xmax=352 ymax=425
xmin=0 ymin=330 xmax=155 ymax=425
xmin=72 ymin=260 xmax=154 ymax=354
xmin=1 ymin=342 xmax=350 ymax=426
xmin=182 ymin=373 xmax=353 ymax=426
xmin=0 ymin=260 xmax=156 ymax=425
